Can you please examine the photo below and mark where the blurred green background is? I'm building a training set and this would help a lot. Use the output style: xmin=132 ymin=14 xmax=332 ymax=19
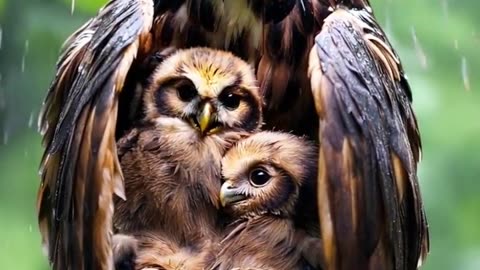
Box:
xmin=0 ymin=0 xmax=479 ymax=269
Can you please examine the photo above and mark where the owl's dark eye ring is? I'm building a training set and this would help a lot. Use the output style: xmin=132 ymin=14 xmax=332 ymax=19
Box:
xmin=177 ymin=83 xmax=197 ymax=102
xmin=249 ymin=168 xmax=271 ymax=187
xmin=219 ymin=92 xmax=242 ymax=110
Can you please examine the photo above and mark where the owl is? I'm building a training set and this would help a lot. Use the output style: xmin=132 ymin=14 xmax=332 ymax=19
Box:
xmin=210 ymin=131 xmax=322 ymax=270
xmin=37 ymin=0 xmax=429 ymax=269
xmin=111 ymin=47 xmax=263 ymax=269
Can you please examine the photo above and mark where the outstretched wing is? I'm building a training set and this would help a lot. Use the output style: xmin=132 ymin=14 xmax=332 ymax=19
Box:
xmin=308 ymin=7 xmax=429 ymax=270
xmin=37 ymin=0 xmax=153 ymax=269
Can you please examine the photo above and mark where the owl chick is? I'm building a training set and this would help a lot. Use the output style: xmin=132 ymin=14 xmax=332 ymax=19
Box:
xmin=212 ymin=131 xmax=323 ymax=270
xmin=112 ymin=47 xmax=263 ymax=269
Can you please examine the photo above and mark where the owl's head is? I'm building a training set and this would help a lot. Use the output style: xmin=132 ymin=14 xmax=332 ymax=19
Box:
xmin=220 ymin=131 xmax=318 ymax=218
xmin=143 ymin=48 xmax=263 ymax=136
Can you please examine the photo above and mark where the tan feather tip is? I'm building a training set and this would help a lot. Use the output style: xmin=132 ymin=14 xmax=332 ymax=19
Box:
xmin=41 ymin=243 xmax=49 ymax=258
xmin=37 ymin=109 xmax=48 ymax=134
xmin=114 ymin=173 xmax=126 ymax=201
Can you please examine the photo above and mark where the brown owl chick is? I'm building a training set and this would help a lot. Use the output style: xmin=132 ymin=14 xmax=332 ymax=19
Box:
xmin=112 ymin=231 xmax=216 ymax=270
xmin=211 ymin=131 xmax=323 ymax=270
xmin=112 ymin=47 xmax=263 ymax=269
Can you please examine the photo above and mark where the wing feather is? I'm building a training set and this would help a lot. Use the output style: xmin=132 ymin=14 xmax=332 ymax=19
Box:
xmin=308 ymin=7 xmax=429 ymax=270
xmin=37 ymin=0 xmax=154 ymax=269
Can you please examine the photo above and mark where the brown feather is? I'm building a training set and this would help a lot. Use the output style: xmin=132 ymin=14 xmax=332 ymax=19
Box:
xmin=134 ymin=232 xmax=216 ymax=270
xmin=214 ymin=217 xmax=306 ymax=270
xmin=37 ymin=0 xmax=154 ymax=269
xmin=309 ymin=6 xmax=428 ymax=270
xmin=113 ymin=124 xmax=228 ymax=240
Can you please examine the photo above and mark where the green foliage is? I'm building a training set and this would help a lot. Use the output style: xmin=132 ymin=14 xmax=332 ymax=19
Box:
xmin=62 ymin=0 xmax=104 ymax=14
xmin=0 ymin=0 xmax=4 ymax=16
xmin=0 ymin=0 xmax=479 ymax=269
xmin=0 ymin=132 xmax=48 ymax=269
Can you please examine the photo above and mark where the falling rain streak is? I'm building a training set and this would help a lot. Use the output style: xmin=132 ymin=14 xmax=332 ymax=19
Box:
xmin=0 ymin=25 xmax=2 ymax=50
xmin=441 ymin=0 xmax=449 ymax=21
xmin=3 ymin=129 xmax=8 ymax=145
xmin=461 ymin=56 xmax=470 ymax=91
xmin=22 ymin=40 xmax=29 ymax=73
xmin=71 ymin=0 xmax=75 ymax=14
xmin=411 ymin=27 xmax=428 ymax=69
xmin=473 ymin=30 xmax=480 ymax=46
xmin=28 ymin=111 xmax=35 ymax=128
xmin=383 ymin=8 xmax=392 ymax=38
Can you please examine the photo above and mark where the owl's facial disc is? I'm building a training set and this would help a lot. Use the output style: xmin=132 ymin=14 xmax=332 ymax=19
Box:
xmin=147 ymin=48 xmax=262 ymax=136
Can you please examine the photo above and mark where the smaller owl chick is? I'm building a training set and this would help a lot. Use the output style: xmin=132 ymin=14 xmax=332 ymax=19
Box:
xmin=212 ymin=131 xmax=323 ymax=270
xmin=112 ymin=47 xmax=263 ymax=270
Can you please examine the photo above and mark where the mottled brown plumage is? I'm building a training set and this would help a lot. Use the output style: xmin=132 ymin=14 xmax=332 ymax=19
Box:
xmin=112 ymin=233 xmax=215 ymax=270
xmin=111 ymin=47 xmax=262 ymax=269
xmin=37 ymin=1 xmax=429 ymax=269
xmin=210 ymin=131 xmax=321 ymax=270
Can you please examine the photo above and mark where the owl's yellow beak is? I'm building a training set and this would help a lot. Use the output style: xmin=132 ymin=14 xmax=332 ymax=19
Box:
xmin=196 ymin=102 xmax=218 ymax=135
xmin=220 ymin=182 xmax=247 ymax=207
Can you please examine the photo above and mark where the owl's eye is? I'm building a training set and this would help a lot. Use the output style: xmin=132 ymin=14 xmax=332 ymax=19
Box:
xmin=249 ymin=168 xmax=271 ymax=187
xmin=177 ymin=83 xmax=197 ymax=102
xmin=219 ymin=92 xmax=242 ymax=110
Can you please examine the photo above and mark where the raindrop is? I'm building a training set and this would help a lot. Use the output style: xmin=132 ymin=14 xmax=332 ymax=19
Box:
xmin=0 ymin=74 xmax=4 ymax=109
xmin=0 ymin=25 xmax=2 ymax=50
xmin=384 ymin=8 xmax=393 ymax=40
xmin=28 ymin=111 xmax=35 ymax=128
xmin=3 ymin=129 xmax=8 ymax=145
xmin=78 ymin=64 xmax=85 ymax=74
xmin=21 ymin=40 xmax=29 ymax=73
xmin=411 ymin=27 xmax=428 ymax=69
xmin=320 ymin=62 xmax=327 ymax=72
xmin=441 ymin=0 xmax=449 ymax=21
xmin=29 ymin=225 xmax=33 ymax=233
xmin=473 ymin=31 xmax=480 ymax=45
xmin=71 ymin=0 xmax=75 ymax=15
xmin=461 ymin=56 xmax=470 ymax=91
xmin=454 ymin=39 xmax=459 ymax=50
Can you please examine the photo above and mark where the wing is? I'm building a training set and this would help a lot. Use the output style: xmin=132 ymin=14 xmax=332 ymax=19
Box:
xmin=308 ymin=6 xmax=429 ymax=270
xmin=37 ymin=0 xmax=154 ymax=269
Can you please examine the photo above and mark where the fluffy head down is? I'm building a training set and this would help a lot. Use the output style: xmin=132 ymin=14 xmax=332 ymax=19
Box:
xmin=143 ymin=47 xmax=263 ymax=135
xmin=220 ymin=131 xmax=318 ymax=217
